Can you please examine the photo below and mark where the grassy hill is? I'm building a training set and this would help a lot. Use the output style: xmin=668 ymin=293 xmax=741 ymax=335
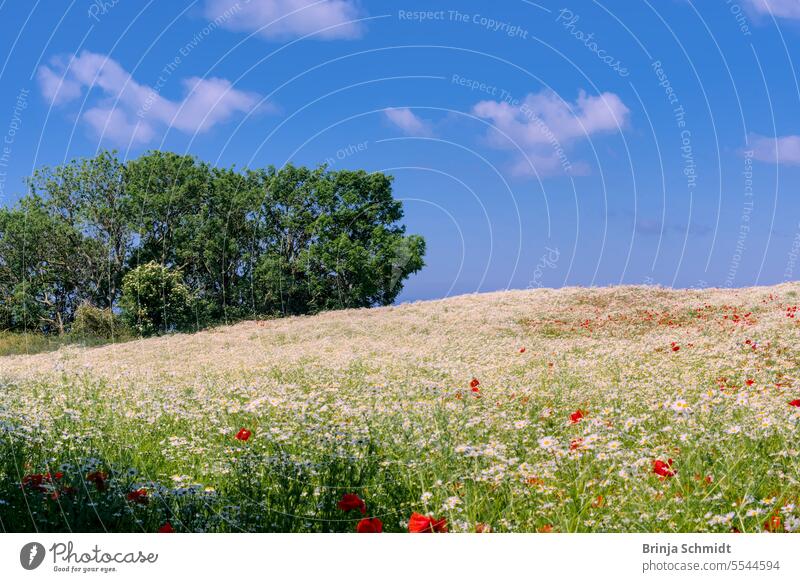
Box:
xmin=2 ymin=283 xmax=800 ymax=532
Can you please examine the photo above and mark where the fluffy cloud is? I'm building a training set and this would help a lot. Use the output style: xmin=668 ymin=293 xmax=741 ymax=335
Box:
xmin=37 ymin=51 xmax=261 ymax=145
xmin=204 ymin=0 xmax=363 ymax=40
xmin=383 ymin=107 xmax=434 ymax=137
xmin=744 ymin=0 xmax=800 ymax=19
xmin=749 ymin=134 xmax=800 ymax=165
xmin=472 ymin=89 xmax=630 ymax=177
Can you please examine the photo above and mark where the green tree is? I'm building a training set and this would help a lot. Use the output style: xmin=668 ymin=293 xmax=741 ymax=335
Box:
xmin=119 ymin=262 xmax=194 ymax=336
xmin=1 ymin=151 xmax=425 ymax=334
xmin=29 ymin=151 xmax=132 ymax=308
xmin=250 ymin=165 xmax=425 ymax=315
xmin=0 ymin=196 xmax=98 ymax=332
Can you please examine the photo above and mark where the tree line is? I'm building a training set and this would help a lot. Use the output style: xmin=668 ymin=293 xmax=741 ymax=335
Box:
xmin=0 ymin=151 xmax=425 ymax=336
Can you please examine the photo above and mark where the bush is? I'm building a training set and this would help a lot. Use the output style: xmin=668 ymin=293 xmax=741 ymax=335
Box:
xmin=71 ymin=303 xmax=124 ymax=339
xmin=119 ymin=262 xmax=194 ymax=336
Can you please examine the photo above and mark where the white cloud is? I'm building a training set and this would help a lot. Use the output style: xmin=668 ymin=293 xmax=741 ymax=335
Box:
xmin=743 ymin=0 xmax=800 ymax=19
xmin=383 ymin=107 xmax=434 ymax=137
xmin=204 ymin=0 xmax=363 ymax=40
xmin=37 ymin=51 xmax=261 ymax=145
xmin=749 ymin=134 xmax=800 ymax=165
xmin=472 ymin=89 xmax=630 ymax=177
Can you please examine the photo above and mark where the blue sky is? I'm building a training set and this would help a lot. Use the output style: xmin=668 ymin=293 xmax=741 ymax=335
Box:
xmin=1 ymin=0 xmax=800 ymax=302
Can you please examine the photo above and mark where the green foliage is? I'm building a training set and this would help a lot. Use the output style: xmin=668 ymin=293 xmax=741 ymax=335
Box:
xmin=0 ymin=151 xmax=425 ymax=337
xmin=119 ymin=262 xmax=194 ymax=336
xmin=71 ymin=303 xmax=126 ymax=340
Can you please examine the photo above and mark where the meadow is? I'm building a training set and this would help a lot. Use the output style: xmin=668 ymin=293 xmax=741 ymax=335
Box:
xmin=1 ymin=284 xmax=799 ymax=533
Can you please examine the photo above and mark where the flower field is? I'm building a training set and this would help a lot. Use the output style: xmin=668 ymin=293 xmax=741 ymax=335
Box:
xmin=2 ymin=284 xmax=800 ymax=533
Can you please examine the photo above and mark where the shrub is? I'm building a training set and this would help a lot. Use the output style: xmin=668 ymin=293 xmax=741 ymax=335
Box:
xmin=119 ymin=262 xmax=194 ymax=336
xmin=71 ymin=303 xmax=123 ymax=339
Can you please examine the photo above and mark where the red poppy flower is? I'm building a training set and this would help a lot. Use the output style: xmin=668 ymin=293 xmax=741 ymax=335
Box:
xmin=653 ymin=459 xmax=676 ymax=478
xmin=21 ymin=474 xmax=48 ymax=493
xmin=519 ymin=347 xmax=526 ymax=353
xmin=469 ymin=378 xmax=480 ymax=389
xmin=126 ymin=488 xmax=149 ymax=505
xmin=158 ymin=522 xmax=175 ymax=533
xmin=671 ymin=342 xmax=680 ymax=352
xmin=86 ymin=471 xmax=108 ymax=492
xmin=235 ymin=428 xmax=252 ymax=441
xmin=789 ymin=399 xmax=800 ymax=408
xmin=745 ymin=379 xmax=755 ymax=386
xmin=338 ymin=493 xmax=366 ymax=514
xmin=764 ymin=514 xmax=782 ymax=532
xmin=569 ymin=409 xmax=586 ymax=424
xmin=537 ymin=524 xmax=554 ymax=533
xmin=408 ymin=512 xmax=448 ymax=533
xmin=356 ymin=517 xmax=383 ymax=533
xmin=569 ymin=438 xmax=584 ymax=450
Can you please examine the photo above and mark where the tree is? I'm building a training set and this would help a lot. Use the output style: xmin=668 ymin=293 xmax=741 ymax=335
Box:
xmin=250 ymin=165 xmax=425 ymax=315
xmin=0 ymin=196 xmax=98 ymax=333
xmin=29 ymin=151 xmax=132 ymax=309
xmin=119 ymin=262 xmax=194 ymax=336
xmin=1 ymin=152 xmax=426 ymax=335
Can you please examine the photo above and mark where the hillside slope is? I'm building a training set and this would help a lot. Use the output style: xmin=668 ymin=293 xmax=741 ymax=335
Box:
xmin=2 ymin=283 xmax=800 ymax=533
xmin=3 ymin=283 xmax=800 ymax=389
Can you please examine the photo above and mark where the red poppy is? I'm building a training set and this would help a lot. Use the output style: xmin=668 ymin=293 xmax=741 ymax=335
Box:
xmin=653 ymin=459 xmax=676 ymax=478
xmin=745 ymin=379 xmax=755 ymax=386
xmin=569 ymin=438 xmax=584 ymax=450
xmin=21 ymin=474 xmax=48 ymax=492
xmin=86 ymin=471 xmax=108 ymax=492
xmin=408 ymin=512 xmax=448 ymax=533
xmin=126 ymin=488 xmax=149 ymax=505
xmin=338 ymin=493 xmax=366 ymax=514
xmin=569 ymin=409 xmax=586 ymax=424
xmin=789 ymin=399 xmax=800 ymax=408
xmin=764 ymin=514 xmax=782 ymax=532
xmin=469 ymin=378 xmax=480 ymax=389
xmin=519 ymin=347 xmax=526 ymax=353
xmin=671 ymin=342 xmax=680 ymax=352
xmin=356 ymin=517 xmax=383 ymax=533
xmin=537 ymin=524 xmax=554 ymax=533
xmin=158 ymin=522 xmax=175 ymax=533
xmin=235 ymin=428 xmax=252 ymax=441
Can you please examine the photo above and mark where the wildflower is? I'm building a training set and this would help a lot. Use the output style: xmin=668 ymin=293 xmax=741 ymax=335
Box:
xmin=442 ymin=496 xmax=461 ymax=510
xmin=653 ymin=459 xmax=676 ymax=478
xmin=158 ymin=522 xmax=175 ymax=533
xmin=21 ymin=474 xmax=48 ymax=493
xmin=538 ymin=436 xmax=556 ymax=449
xmin=569 ymin=409 xmax=586 ymax=424
xmin=789 ymin=400 xmax=800 ymax=408
xmin=670 ymin=399 xmax=690 ymax=414
xmin=519 ymin=347 xmax=526 ymax=353
xmin=569 ymin=438 xmax=584 ymax=451
xmin=475 ymin=523 xmax=491 ymax=533
xmin=235 ymin=428 xmax=252 ymax=441
xmin=356 ymin=518 xmax=383 ymax=533
xmin=764 ymin=514 xmax=782 ymax=532
xmin=671 ymin=342 xmax=680 ymax=352
xmin=537 ymin=524 xmax=554 ymax=533
xmin=745 ymin=379 xmax=755 ymax=386
xmin=86 ymin=471 xmax=108 ymax=492
xmin=338 ymin=493 xmax=366 ymax=514
xmin=469 ymin=378 xmax=480 ymax=389
xmin=408 ymin=512 xmax=447 ymax=533
xmin=126 ymin=488 xmax=149 ymax=505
